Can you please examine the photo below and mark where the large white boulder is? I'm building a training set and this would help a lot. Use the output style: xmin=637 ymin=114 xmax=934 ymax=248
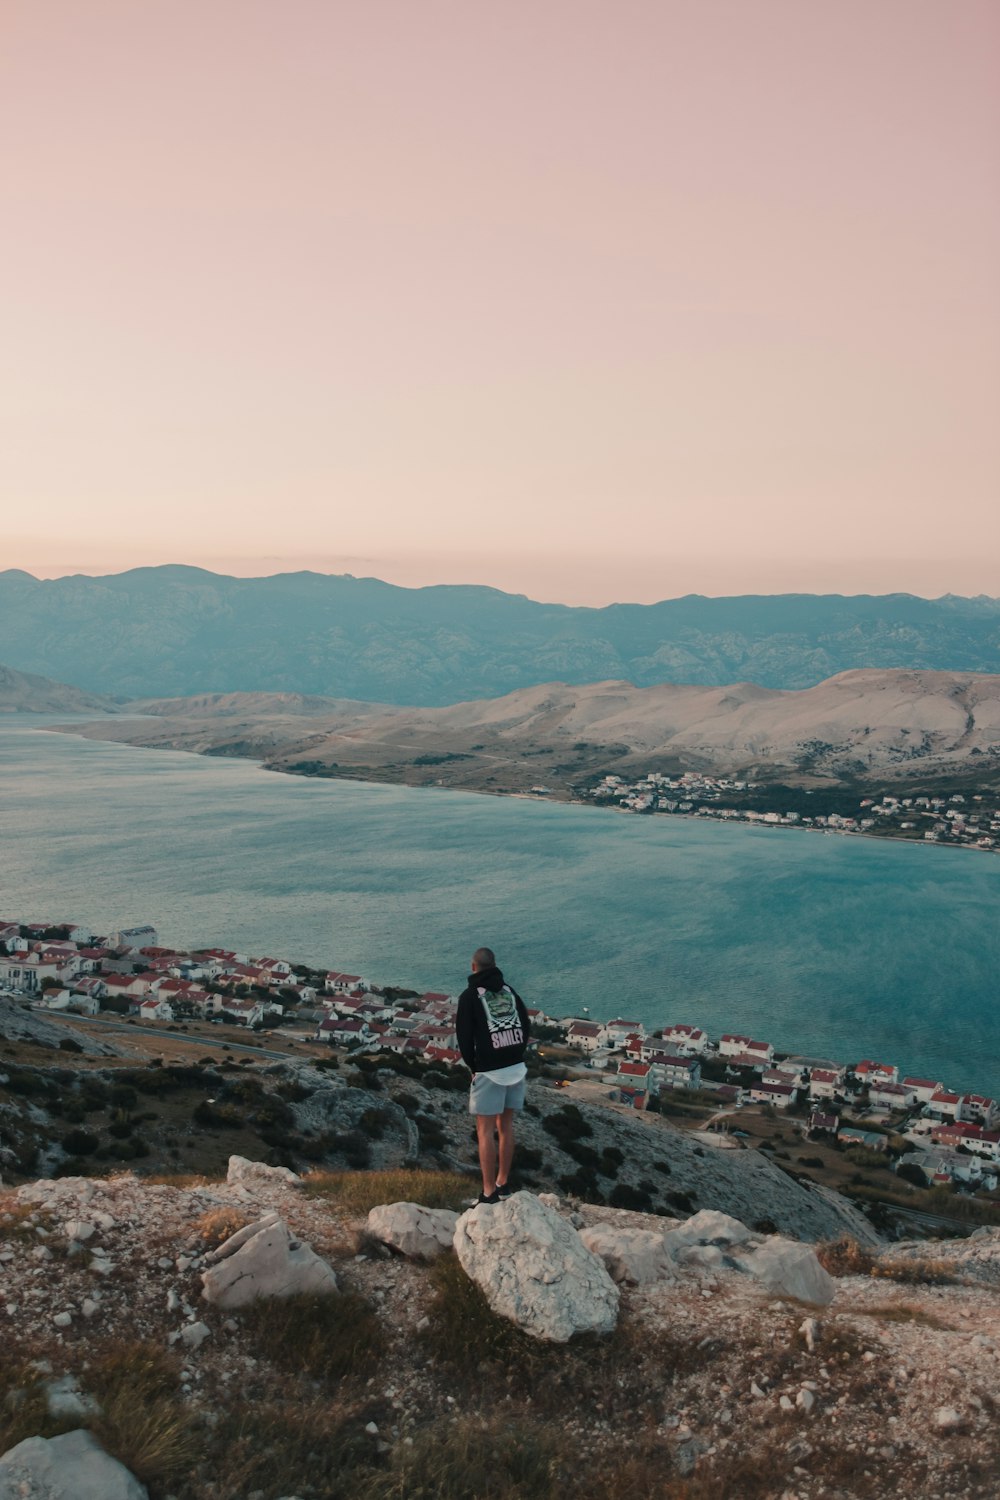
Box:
xmin=0 ymin=1429 xmax=147 ymax=1500
xmin=453 ymin=1191 xmax=619 ymax=1343
xmin=367 ymin=1202 xmax=458 ymax=1259
xmin=733 ymin=1237 xmax=835 ymax=1306
xmin=661 ymin=1210 xmax=754 ymax=1259
xmin=201 ymin=1212 xmax=337 ymax=1309
xmin=226 ymin=1156 xmax=300 ymax=1189
xmin=578 ymin=1224 xmax=674 ymax=1286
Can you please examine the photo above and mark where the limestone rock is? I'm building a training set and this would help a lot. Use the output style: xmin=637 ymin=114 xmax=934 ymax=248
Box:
xmin=733 ymin=1237 xmax=835 ymax=1307
xmin=201 ymin=1213 xmax=337 ymax=1309
xmin=453 ymin=1191 xmax=619 ymax=1343
xmin=662 ymin=1210 xmax=754 ymax=1259
xmin=366 ymin=1202 xmax=458 ymax=1259
xmin=226 ymin=1156 xmax=301 ymax=1189
xmin=577 ymin=1224 xmax=673 ymax=1285
xmin=0 ymin=1429 xmax=147 ymax=1500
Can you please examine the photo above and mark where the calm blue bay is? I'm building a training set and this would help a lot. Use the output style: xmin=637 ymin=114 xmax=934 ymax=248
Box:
xmin=1 ymin=716 xmax=998 ymax=1096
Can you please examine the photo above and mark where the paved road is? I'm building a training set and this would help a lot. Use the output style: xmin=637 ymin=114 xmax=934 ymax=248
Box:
xmin=58 ymin=1013 xmax=301 ymax=1063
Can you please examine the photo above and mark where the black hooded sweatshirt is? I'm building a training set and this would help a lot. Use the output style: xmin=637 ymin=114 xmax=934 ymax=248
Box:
xmin=455 ymin=964 xmax=531 ymax=1074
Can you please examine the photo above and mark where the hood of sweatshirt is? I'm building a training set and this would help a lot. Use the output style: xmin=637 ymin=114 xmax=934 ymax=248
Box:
xmin=467 ymin=964 xmax=504 ymax=993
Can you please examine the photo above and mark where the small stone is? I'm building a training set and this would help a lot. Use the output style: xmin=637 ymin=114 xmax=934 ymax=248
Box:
xmin=180 ymin=1320 xmax=212 ymax=1350
xmin=934 ymin=1407 xmax=963 ymax=1431
xmin=779 ymin=1395 xmax=794 ymax=1412
xmin=365 ymin=1421 xmax=379 ymax=1435
xmin=53 ymin=1311 xmax=72 ymax=1328
xmin=796 ymin=1389 xmax=815 ymax=1414
xmin=157 ymin=1257 xmax=173 ymax=1269
xmin=167 ymin=1289 xmax=181 ymax=1312
xmin=750 ymin=1382 xmax=766 ymax=1398
xmin=64 ymin=1219 xmax=96 ymax=1243
xmin=81 ymin=1299 xmax=99 ymax=1319
xmin=862 ymin=1351 xmax=876 ymax=1363
xmin=799 ymin=1317 xmax=819 ymax=1353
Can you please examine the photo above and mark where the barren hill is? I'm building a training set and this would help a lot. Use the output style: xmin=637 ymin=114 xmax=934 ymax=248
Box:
xmin=54 ymin=668 xmax=1000 ymax=792
xmin=0 ymin=664 xmax=118 ymax=715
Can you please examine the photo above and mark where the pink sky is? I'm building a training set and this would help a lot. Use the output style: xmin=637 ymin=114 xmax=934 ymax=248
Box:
xmin=3 ymin=0 xmax=999 ymax=605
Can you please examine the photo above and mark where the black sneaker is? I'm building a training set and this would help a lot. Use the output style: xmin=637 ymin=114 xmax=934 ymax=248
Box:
xmin=495 ymin=1182 xmax=513 ymax=1199
xmin=477 ymin=1190 xmax=500 ymax=1205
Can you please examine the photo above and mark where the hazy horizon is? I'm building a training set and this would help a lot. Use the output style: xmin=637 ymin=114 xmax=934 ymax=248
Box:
xmin=4 ymin=1 xmax=999 ymax=603
xmin=4 ymin=555 xmax=1000 ymax=609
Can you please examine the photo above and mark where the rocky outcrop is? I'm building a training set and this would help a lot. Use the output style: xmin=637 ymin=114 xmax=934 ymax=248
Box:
xmin=453 ymin=1191 xmax=619 ymax=1342
xmin=200 ymin=1211 xmax=338 ymax=1308
xmin=732 ymin=1238 xmax=835 ymax=1306
xmin=578 ymin=1223 xmax=674 ymax=1285
xmin=226 ymin=1155 xmax=301 ymax=1191
xmin=0 ymin=1430 xmax=147 ymax=1500
xmin=366 ymin=1202 xmax=458 ymax=1259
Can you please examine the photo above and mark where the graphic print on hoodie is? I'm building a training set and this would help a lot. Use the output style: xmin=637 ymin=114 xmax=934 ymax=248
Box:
xmin=478 ymin=985 xmax=525 ymax=1052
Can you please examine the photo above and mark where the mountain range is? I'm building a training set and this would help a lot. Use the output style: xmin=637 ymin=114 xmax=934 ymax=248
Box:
xmin=2 ymin=566 xmax=1000 ymax=705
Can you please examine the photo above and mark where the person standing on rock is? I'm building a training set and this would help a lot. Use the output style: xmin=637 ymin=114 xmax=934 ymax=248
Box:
xmin=456 ymin=947 xmax=531 ymax=1205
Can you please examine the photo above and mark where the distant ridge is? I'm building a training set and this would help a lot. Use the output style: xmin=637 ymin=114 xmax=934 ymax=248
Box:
xmin=58 ymin=668 xmax=1000 ymax=788
xmin=0 ymin=662 xmax=119 ymax=714
xmin=2 ymin=566 xmax=1000 ymax=705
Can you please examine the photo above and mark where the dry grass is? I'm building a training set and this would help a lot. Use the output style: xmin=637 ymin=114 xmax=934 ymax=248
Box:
xmin=88 ymin=1343 xmax=200 ymax=1490
xmin=851 ymin=1301 xmax=950 ymax=1329
xmin=817 ymin=1237 xmax=958 ymax=1287
xmin=179 ymin=1398 xmax=382 ymax=1500
xmin=0 ymin=1340 xmax=198 ymax=1490
xmin=874 ymin=1255 xmax=960 ymax=1287
xmin=816 ymin=1236 xmax=878 ymax=1277
xmin=190 ymin=1205 xmax=253 ymax=1248
xmin=0 ymin=1203 xmax=60 ymax=1242
xmin=302 ymin=1167 xmax=472 ymax=1215
xmin=419 ymin=1255 xmax=712 ymax=1419
xmin=140 ymin=1171 xmax=221 ymax=1188
xmin=360 ymin=1415 xmax=566 ymax=1500
xmin=237 ymin=1289 xmax=385 ymax=1384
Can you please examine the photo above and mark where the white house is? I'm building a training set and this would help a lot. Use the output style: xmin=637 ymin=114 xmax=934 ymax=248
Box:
xmin=900 ymin=1076 xmax=945 ymax=1107
xmin=661 ymin=1023 xmax=709 ymax=1055
xmin=720 ymin=1035 xmax=774 ymax=1064
xmin=808 ymin=1066 xmax=846 ymax=1100
xmin=647 ymin=1052 xmax=702 ymax=1091
xmin=962 ymin=1095 xmax=1000 ymax=1128
xmin=928 ymin=1090 xmax=964 ymax=1121
xmin=869 ymin=1080 xmax=916 ymax=1111
xmin=131 ymin=997 xmax=176 ymax=1022
xmin=567 ymin=1020 xmax=604 ymax=1051
xmin=853 ymin=1060 xmax=899 ymax=1086
xmin=750 ymin=1081 xmax=795 ymax=1109
xmin=605 ymin=1019 xmax=646 ymax=1045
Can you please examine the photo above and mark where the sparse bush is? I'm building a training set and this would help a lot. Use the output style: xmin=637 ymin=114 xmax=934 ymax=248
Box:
xmin=57 ymin=1037 xmax=83 ymax=1054
xmin=609 ymin=1183 xmax=653 ymax=1212
xmin=60 ymin=1128 xmax=99 ymax=1156
xmin=193 ymin=1207 xmax=254 ymax=1248
xmin=665 ymin=1189 xmax=695 ymax=1213
xmin=817 ymin=1237 xmax=878 ymax=1277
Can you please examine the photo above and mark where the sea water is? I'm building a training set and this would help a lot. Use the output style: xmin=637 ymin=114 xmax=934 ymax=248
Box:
xmin=1 ymin=715 xmax=998 ymax=1095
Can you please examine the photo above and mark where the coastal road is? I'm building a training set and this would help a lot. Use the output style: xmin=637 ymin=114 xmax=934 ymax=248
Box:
xmin=52 ymin=1013 xmax=306 ymax=1064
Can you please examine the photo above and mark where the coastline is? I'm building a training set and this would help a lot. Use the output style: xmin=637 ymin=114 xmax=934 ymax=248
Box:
xmin=45 ymin=718 xmax=1000 ymax=858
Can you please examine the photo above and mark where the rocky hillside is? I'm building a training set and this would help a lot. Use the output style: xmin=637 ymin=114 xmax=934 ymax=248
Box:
xmin=0 ymin=664 xmax=118 ymax=714
xmin=0 ymin=1052 xmax=875 ymax=1247
xmin=1 ymin=1156 xmax=998 ymax=1499
xmin=3 ymin=565 xmax=1000 ymax=702
xmin=57 ymin=667 xmax=1000 ymax=787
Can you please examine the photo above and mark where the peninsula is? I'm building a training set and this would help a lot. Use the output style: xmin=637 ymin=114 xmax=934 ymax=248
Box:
xmin=50 ymin=668 xmax=1000 ymax=852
